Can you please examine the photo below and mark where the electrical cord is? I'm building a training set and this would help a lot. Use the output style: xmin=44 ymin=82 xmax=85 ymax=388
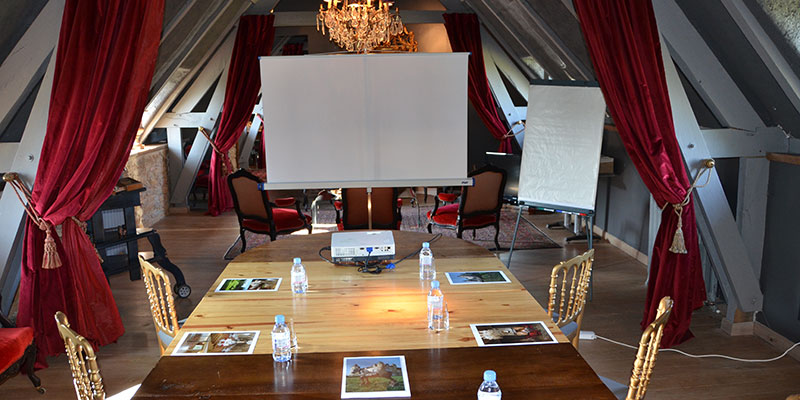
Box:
xmin=596 ymin=334 xmax=800 ymax=363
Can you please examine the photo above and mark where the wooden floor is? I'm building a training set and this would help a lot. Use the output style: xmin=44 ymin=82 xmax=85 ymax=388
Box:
xmin=3 ymin=208 xmax=800 ymax=399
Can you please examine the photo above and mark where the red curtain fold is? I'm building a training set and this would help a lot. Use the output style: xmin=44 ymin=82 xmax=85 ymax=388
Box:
xmin=574 ymin=0 xmax=705 ymax=347
xmin=207 ymin=15 xmax=276 ymax=216
xmin=443 ymin=13 xmax=512 ymax=154
xmin=18 ymin=0 xmax=164 ymax=367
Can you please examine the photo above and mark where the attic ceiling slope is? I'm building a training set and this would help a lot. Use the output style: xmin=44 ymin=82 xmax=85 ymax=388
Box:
xmin=678 ymin=0 xmax=800 ymax=138
xmin=0 ymin=0 xmax=48 ymax=66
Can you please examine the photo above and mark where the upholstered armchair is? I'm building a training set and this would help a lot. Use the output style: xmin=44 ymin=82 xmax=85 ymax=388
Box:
xmin=427 ymin=165 xmax=507 ymax=249
xmin=0 ymin=296 xmax=44 ymax=394
xmin=228 ymin=169 xmax=312 ymax=252
xmin=334 ymin=187 xmax=402 ymax=230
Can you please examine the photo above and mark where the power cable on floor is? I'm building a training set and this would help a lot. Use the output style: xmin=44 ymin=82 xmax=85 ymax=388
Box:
xmin=595 ymin=335 xmax=800 ymax=363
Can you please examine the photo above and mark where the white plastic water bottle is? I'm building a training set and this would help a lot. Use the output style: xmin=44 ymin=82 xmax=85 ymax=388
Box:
xmin=271 ymin=314 xmax=292 ymax=362
xmin=477 ymin=370 xmax=502 ymax=399
xmin=427 ymin=280 xmax=447 ymax=331
xmin=291 ymin=257 xmax=308 ymax=294
xmin=419 ymin=242 xmax=435 ymax=280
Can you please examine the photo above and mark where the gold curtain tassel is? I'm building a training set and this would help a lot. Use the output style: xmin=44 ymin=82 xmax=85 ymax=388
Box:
xmin=40 ymin=222 xmax=62 ymax=269
xmin=669 ymin=205 xmax=688 ymax=254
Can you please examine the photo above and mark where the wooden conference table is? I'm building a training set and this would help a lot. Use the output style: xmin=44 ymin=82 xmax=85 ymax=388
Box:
xmin=133 ymin=231 xmax=613 ymax=399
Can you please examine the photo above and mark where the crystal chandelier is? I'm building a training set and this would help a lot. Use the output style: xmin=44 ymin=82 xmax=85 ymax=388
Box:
xmin=317 ymin=0 xmax=405 ymax=53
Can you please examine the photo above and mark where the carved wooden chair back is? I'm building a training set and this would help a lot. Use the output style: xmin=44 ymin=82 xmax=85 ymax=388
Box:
xmin=139 ymin=255 xmax=180 ymax=354
xmin=626 ymin=296 xmax=673 ymax=400
xmin=547 ymin=249 xmax=594 ymax=349
xmin=54 ymin=311 xmax=105 ymax=400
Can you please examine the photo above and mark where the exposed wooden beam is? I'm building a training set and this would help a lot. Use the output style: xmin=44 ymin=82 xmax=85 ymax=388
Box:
xmin=238 ymin=103 xmax=263 ymax=167
xmin=154 ymin=112 xmax=216 ymax=129
xmin=0 ymin=45 xmax=58 ymax=312
xmin=0 ymin=0 xmax=63 ymax=136
xmin=0 ymin=143 xmax=19 ymax=172
xmin=661 ymin=35 xmax=763 ymax=313
xmin=515 ymin=0 xmax=592 ymax=80
xmin=653 ymin=0 xmax=763 ymax=131
xmin=168 ymin=49 xmax=232 ymax=208
xmin=700 ymin=127 xmax=788 ymax=158
xmin=141 ymin=0 xmax=253 ymax=140
xmin=654 ymin=0 xmax=772 ymax=297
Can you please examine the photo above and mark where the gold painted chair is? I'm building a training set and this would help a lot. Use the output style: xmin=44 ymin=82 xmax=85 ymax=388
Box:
xmin=601 ymin=296 xmax=674 ymax=400
xmin=54 ymin=311 xmax=105 ymax=400
xmin=547 ymin=249 xmax=594 ymax=349
xmin=139 ymin=255 xmax=181 ymax=354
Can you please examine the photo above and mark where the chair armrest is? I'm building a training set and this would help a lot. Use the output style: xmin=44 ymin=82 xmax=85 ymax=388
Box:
xmin=274 ymin=197 xmax=296 ymax=207
xmin=430 ymin=196 xmax=442 ymax=217
xmin=438 ymin=193 xmax=459 ymax=203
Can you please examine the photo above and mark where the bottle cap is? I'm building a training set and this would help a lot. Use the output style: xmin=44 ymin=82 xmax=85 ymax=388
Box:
xmin=293 ymin=257 xmax=301 ymax=264
xmin=431 ymin=280 xmax=440 ymax=289
xmin=483 ymin=370 xmax=496 ymax=381
xmin=275 ymin=314 xmax=285 ymax=324
xmin=422 ymin=242 xmax=430 ymax=248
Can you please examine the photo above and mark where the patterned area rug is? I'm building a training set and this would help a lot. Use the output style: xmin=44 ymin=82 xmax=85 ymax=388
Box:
xmin=224 ymin=203 xmax=560 ymax=259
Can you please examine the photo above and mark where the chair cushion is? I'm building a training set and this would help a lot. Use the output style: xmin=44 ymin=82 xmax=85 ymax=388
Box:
xmin=599 ymin=376 xmax=628 ymax=400
xmin=427 ymin=204 xmax=497 ymax=228
xmin=560 ymin=321 xmax=579 ymax=337
xmin=550 ymin=312 xmax=578 ymax=337
xmin=0 ymin=327 xmax=33 ymax=372
xmin=438 ymin=193 xmax=458 ymax=203
xmin=242 ymin=209 xmax=310 ymax=233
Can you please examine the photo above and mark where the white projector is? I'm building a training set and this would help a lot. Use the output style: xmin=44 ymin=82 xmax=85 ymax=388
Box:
xmin=331 ymin=231 xmax=396 ymax=263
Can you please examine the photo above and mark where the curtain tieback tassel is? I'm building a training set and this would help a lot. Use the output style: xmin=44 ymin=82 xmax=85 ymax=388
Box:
xmin=669 ymin=203 xmax=687 ymax=254
xmin=665 ymin=160 xmax=715 ymax=255
xmin=38 ymin=221 xmax=62 ymax=269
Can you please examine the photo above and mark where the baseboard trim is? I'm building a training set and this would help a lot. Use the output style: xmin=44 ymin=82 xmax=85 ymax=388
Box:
xmin=720 ymin=318 xmax=754 ymax=336
xmin=592 ymin=225 xmax=648 ymax=266
xmin=753 ymin=321 xmax=800 ymax=362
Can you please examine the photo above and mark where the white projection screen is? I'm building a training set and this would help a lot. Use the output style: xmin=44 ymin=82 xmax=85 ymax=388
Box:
xmin=259 ymin=53 xmax=470 ymax=189
xmin=517 ymin=84 xmax=606 ymax=214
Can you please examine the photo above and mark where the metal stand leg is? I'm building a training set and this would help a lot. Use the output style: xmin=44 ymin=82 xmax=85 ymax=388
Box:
xmin=507 ymin=206 xmax=524 ymax=268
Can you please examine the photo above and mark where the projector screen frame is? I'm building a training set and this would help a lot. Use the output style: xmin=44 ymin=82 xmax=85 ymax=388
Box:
xmin=258 ymin=52 xmax=471 ymax=191
xmin=259 ymin=178 xmax=474 ymax=191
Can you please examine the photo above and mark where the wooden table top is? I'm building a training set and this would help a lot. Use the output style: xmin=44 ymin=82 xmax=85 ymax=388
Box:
xmin=136 ymin=231 xmax=613 ymax=398
xmin=133 ymin=346 xmax=614 ymax=399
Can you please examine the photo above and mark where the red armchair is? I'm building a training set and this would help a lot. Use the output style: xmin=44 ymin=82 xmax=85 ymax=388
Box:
xmin=0 ymin=296 xmax=44 ymax=394
xmin=228 ymin=169 xmax=312 ymax=252
xmin=427 ymin=165 xmax=507 ymax=249
xmin=334 ymin=187 xmax=402 ymax=230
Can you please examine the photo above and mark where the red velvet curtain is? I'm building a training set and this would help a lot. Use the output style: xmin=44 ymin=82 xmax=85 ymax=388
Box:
xmin=19 ymin=0 xmax=164 ymax=366
xmin=574 ymin=0 xmax=705 ymax=347
xmin=443 ymin=13 xmax=512 ymax=153
xmin=207 ymin=15 xmax=275 ymax=216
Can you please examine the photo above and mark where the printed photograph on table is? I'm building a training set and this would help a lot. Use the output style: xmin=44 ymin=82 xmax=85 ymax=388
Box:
xmin=341 ymin=355 xmax=411 ymax=398
xmin=171 ymin=331 xmax=260 ymax=356
xmin=445 ymin=270 xmax=511 ymax=285
xmin=215 ymin=278 xmax=282 ymax=292
xmin=470 ymin=321 xmax=557 ymax=347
